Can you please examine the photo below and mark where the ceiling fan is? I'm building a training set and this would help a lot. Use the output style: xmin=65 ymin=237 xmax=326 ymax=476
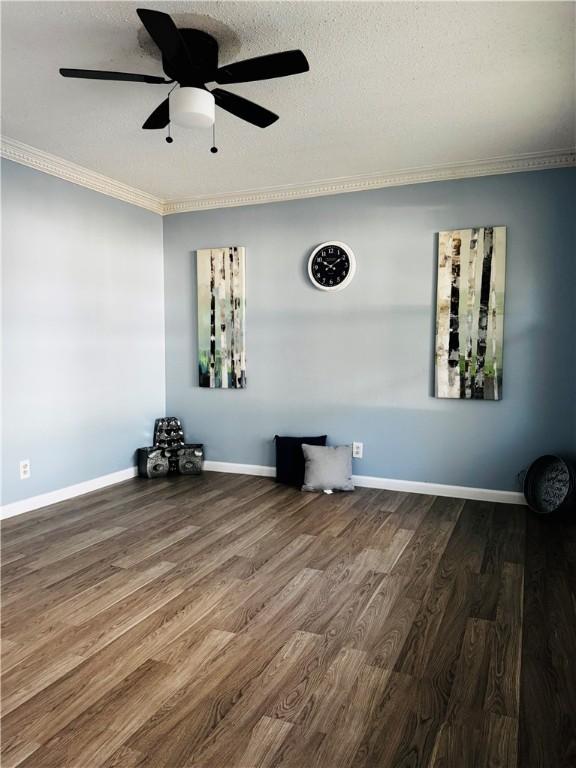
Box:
xmin=60 ymin=8 xmax=309 ymax=141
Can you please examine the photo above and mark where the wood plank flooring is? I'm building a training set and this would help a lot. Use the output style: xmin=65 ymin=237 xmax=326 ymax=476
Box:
xmin=1 ymin=473 xmax=574 ymax=767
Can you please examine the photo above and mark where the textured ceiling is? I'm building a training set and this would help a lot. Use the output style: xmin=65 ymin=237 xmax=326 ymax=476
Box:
xmin=1 ymin=1 xmax=575 ymax=200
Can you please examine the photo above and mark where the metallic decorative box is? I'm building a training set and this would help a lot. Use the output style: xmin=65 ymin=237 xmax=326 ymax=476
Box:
xmin=138 ymin=416 xmax=204 ymax=479
xmin=138 ymin=447 xmax=170 ymax=478
xmin=153 ymin=417 xmax=185 ymax=448
xmin=176 ymin=444 xmax=205 ymax=475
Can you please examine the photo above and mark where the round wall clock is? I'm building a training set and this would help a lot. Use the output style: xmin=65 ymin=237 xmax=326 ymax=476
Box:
xmin=307 ymin=241 xmax=356 ymax=291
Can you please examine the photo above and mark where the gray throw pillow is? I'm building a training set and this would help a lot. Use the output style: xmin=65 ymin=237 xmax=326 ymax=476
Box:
xmin=301 ymin=444 xmax=354 ymax=492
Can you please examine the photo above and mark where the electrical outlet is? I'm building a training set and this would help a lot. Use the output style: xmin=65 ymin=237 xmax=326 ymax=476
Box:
xmin=352 ymin=442 xmax=363 ymax=459
xmin=19 ymin=459 xmax=31 ymax=480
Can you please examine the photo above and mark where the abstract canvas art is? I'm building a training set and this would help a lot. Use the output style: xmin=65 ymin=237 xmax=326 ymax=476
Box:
xmin=435 ymin=227 xmax=506 ymax=400
xmin=197 ymin=246 xmax=246 ymax=389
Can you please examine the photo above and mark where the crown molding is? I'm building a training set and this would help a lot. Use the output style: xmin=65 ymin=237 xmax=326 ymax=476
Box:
xmin=2 ymin=136 xmax=574 ymax=216
xmin=1 ymin=137 xmax=163 ymax=214
xmin=163 ymin=149 xmax=576 ymax=213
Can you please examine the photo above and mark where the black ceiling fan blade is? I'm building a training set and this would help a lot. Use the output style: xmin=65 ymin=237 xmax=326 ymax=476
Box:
xmin=60 ymin=68 xmax=169 ymax=84
xmin=142 ymin=98 xmax=170 ymax=129
xmin=212 ymin=88 xmax=278 ymax=128
xmin=215 ymin=50 xmax=309 ymax=84
xmin=137 ymin=9 xmax=181 ymax=60
xmin=137 ymin=9 xmax=198 ymax=79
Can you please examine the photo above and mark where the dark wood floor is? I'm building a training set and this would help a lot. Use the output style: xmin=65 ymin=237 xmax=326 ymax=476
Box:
xmin=1 ymin=473 xmax=575 ymax=767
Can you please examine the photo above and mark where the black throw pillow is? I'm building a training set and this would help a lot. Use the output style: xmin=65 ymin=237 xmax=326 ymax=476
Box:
xmin=274 ymin=435 xmax=328 ymax=487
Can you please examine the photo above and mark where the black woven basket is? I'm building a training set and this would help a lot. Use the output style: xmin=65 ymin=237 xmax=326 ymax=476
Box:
xmin=523 ymin=455 xmax=576 ymax=515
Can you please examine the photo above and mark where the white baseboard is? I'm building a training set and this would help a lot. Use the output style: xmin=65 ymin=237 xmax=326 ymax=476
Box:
xmin=204 ymin=461 xmax=525 ymax=505
xmin=0 ymin=460 xmax=525 ymax=520
xmin=0 ymin=467 xmax=138 ymax=519
xmin=350 ymin=473 xmax=525 ymax=504
xmin=204 ymin=460 xmax=276 ymax=478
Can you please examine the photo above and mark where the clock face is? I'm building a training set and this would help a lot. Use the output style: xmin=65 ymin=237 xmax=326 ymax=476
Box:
xmin=308 ymin=242 xmax=356 ymax=291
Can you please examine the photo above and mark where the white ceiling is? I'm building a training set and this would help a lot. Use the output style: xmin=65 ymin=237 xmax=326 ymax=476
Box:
xmin=1 ymin=1 xmax=575 ymax=202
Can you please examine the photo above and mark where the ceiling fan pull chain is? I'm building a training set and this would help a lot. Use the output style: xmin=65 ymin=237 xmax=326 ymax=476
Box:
xmin=210 ymin=122 xmax=218 ymax=154
xmin=165 ymin=83 xmax=179 ymax=142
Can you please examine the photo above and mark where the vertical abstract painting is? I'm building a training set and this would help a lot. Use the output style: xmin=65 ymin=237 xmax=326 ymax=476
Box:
xmin=435 ymin=227 xmax=506 ymax=400
xmin=197 ymin=247 xmax=246 ymax=389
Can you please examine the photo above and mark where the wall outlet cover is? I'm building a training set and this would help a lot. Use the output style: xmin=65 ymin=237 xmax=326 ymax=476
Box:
xmin=19 ymin=459 xmax=31 ymax=480
xmin=352 ymin=442 xmax=363 ymax=459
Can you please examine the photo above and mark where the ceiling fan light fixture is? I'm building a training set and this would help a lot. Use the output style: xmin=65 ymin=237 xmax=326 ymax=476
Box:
xmin=170 ymin=86 xmax=215 ymax=128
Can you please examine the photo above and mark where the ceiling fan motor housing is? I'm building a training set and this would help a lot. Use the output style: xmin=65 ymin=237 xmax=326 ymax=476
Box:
xmin=170 ymin=87 xmax=215 ymax=128
xmin=163 ymin=29 xmax=219 ymax=83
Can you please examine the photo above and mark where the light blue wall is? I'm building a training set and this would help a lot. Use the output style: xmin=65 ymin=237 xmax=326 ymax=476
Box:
xmin=1 ymin=160 xmax=165 ymax=505
xmin=2 ymin=163 xmax=573 ymax=504
xmin=163 ymin=169 xmax=576 ymax=492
